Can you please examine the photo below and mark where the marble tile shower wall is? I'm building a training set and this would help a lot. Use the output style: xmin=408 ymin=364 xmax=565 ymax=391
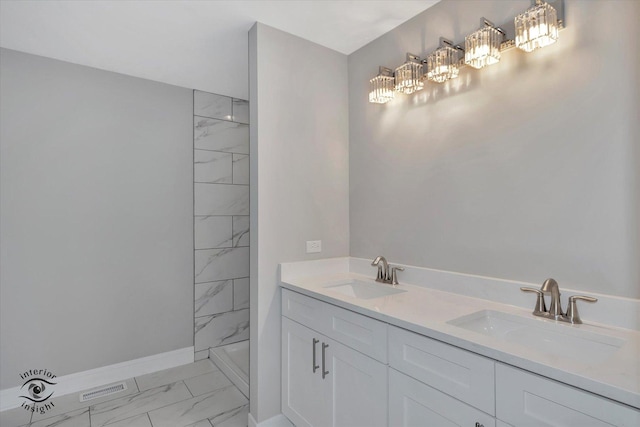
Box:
xmin=193 ymin=91 xmax=250 ymax=361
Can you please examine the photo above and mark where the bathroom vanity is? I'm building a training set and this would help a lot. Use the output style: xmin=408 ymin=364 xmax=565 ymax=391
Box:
xmin=279 ymin=258 xmax=640 ymax=427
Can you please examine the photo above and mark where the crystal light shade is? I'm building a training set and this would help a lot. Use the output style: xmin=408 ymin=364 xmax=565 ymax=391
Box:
xmin=394 ymin=54 xmax=424 ymax=95
xmin=427 ymin=43 xmax=460 ymax=83
xmin=465 ymin=23 xmax=502 ymax=69
xmin=369 ymin=67 xmax=395 ymax=104
xmin=515 ymin=0 xmax=559 ymax=52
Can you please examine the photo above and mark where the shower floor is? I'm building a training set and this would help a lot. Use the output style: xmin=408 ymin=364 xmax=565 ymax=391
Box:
xmin=209 ymin=340 xmax=249 ymax=398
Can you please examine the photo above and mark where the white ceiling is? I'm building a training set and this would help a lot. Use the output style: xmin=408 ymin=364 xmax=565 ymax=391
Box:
xmin=0 ymin=0 xmax=440 ymax=99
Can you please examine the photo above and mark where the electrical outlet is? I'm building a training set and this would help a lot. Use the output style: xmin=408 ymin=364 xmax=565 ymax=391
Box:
xmin=306 ymin=240 xmax=322 ymax=253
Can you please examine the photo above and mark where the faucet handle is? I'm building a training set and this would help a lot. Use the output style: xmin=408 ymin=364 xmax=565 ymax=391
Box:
xmin=390 ymin=266 xmax=404 ymax=285
xmin=565 ymin=295 xmax=597 ymax=324
xmin=520 ymin=287 xmax=547 ymax=314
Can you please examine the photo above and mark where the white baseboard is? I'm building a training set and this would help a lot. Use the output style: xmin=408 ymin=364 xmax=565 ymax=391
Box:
xmin=0 ymin=346 xmax=194 ymax=412
xmin=249 ymin=413 xmax=293 ymax=427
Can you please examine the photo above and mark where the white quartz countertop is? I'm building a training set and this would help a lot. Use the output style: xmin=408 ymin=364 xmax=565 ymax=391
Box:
xmin=280 ymin=266 xmax=640 ymax=410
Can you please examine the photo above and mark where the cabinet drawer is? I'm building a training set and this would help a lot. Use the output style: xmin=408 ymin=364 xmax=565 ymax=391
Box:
xmin=496 ymin=363 xmax=640 ymax=426
xmin=389 ymin=368 xmax=496 ymax=427
xmin=323 ymin=302 xmax=387 ymax=363
xmin=282 ymin=288 xmax=324 ymax=333
xmin=389 ymin=325 xmax=495 ymax=415
xmin=282 ymin=288 xmax=388 ymax=363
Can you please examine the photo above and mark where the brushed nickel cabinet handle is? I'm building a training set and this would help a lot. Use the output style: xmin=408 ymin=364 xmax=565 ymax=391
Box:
xmin=312 ymin=338 xmax=319 ymax=373
xmin=322 ymin=342 xmax=329 ymax=379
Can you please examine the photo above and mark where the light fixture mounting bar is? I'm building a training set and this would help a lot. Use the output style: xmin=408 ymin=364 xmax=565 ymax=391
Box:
xmin=378 ymin=66 xmax=394 ymax=77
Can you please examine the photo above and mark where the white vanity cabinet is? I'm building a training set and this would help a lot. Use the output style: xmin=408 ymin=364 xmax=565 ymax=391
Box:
xmin=281 ymin=289 xmax=388 ymax=427
xmin=495 ymin=364 xmax=640 ymax=426
xmin=281 ymin=287 xmax=640 ymax=427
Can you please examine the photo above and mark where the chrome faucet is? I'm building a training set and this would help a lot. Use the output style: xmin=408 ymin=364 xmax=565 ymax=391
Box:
xmin=521 ymin=278 xmax=597 ymax=324
xmin=371 ymin=256 xmax=404 ymax=285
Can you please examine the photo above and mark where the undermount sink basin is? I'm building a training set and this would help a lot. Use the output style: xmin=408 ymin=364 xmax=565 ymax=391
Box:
xmin=323 ymin=279 xmax=407 ymax=300
xmin=447 ymin=310 xmax=626 ymax=364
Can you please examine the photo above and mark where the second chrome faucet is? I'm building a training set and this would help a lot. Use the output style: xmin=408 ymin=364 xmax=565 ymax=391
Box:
xmin=521 ymin=278 xmax=597 ymax=324
xmin=371 ymin=256 xmax=404 ymax=285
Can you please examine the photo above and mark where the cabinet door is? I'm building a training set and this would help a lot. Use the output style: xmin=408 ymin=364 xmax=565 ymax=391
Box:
xmin=325 ymin=336 xmax=388 ymax=427
xmin=496 ymin=363 xmax=640 ymax=427
xmin=389 ymin=368 xmax=496 ymax=427
xmin=282 ymin=317 xmax=328 ymax=427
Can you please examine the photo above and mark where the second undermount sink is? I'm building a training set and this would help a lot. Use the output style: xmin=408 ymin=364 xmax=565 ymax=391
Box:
xmin=323 ymin=279 xmax=407 ymax=300
xmin=447 ymin=310 xmax=626 ymax=364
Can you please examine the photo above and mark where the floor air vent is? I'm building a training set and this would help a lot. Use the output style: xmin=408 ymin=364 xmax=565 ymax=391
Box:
xmin=79 ymin=382 xmax=128 ymax=402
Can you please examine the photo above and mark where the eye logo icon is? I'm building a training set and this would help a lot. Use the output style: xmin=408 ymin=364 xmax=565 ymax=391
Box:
xmin=21 ymin=378 xmax=56 ymax=403
xmin=18 ymin=369 xmax=57 ymax=414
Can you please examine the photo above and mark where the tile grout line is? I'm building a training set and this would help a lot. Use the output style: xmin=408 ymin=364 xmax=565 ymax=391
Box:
xmin=133 ymin=384 xmax=243 ymax=427
xmin=195 ymin=245 xmax=249 ymax=251
xmin=193 ymin=147 xmax=249 ymax=156
xmin=90 ymin=383 xmax=195 ymax=427
xmin=194 ymin=114 xmax=249 ymax=125
xmin=193 ymin=89 xmax=197 ymax=365
xmin=184 ymin=380 xmax=195 ymax=399
xmin=194 ymin=182 xmax=249 ymax=187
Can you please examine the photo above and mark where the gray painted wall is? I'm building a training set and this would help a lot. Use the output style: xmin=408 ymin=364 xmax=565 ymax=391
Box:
xmin=349 ymin=0 xmax=640 ymax=298
xmin=0 ymin=49 xmax=194 ymax=389
xmin=249 ymin=23 xmax=349 ymax=423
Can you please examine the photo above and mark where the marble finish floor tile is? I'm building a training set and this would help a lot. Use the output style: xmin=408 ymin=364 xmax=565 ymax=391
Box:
xmin=209 ymin=404 xmax=248 ymax=427
xmin=102 ymin=413 xmax=152 ymax=427
xmin=186 ymin=420 xmax=213 ymax=427
xmin=1 ymin=405 xmax=31 ymax=427
xmin=4 ymin=361 xmax=249 ymax=427
xmin=184 ymin=371 xmax=232 ymax=396
xmin=26 ymin=408 xmax=89 ymax=427
xmin=147 ymin=385 xmax=247 ymax=427
xmin=90 ymin=381 xmax=191 ymax=427
xmin=30 ymin=378 xmax=139 ymax=423
xmin=135 ymin=360 xmax=217 ymax=392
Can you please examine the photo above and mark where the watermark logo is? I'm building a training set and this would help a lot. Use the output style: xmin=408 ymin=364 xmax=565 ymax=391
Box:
xmin=19 ymin=369 xmax=57 ymax=414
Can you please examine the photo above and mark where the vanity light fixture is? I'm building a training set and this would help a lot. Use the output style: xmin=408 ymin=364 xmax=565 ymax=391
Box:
xmin=465 ymin=19 xmax=505 ymax=69
xmin=369 ymin=66 xmax=395 ymax=104
xmin=426 ymin=39 xmax=463 ymax=83
xmin=394 ymin=53 xmax=424 ymax=95
xmin=366 ymin=0 xmax=564 ymax=103
xmin=515 ymin=0 xmax=559 ymax=52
